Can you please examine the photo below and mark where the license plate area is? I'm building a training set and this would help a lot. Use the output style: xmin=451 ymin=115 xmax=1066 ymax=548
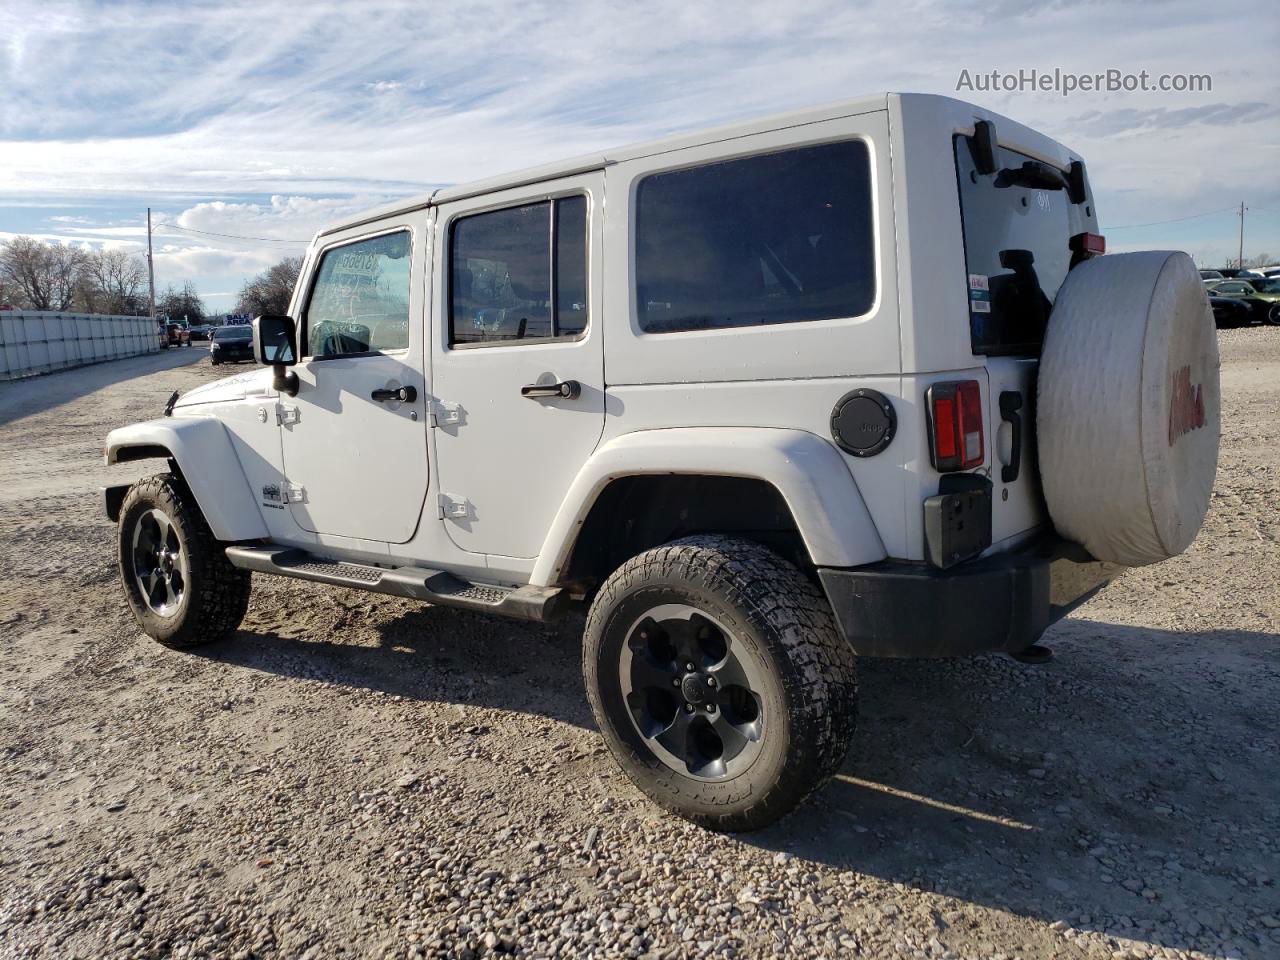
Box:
xmin=924 ymin=474 xmax=992 ymax=569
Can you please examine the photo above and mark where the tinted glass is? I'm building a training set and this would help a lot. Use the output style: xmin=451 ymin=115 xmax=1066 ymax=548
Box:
xmin=635 ymin=141 xmax=874 ymax=334
xmin=955 ymin=137 xmax=1073 ymax=356
xmin=555 ymin=195 xmax=588 ymax=337
xmin=449 ymin=196 xmax=588 ymax=345
xmin=305 ymin=231 xmax=411 ymax=358
xmin=214 ymin=326 xmax=251 ymax=340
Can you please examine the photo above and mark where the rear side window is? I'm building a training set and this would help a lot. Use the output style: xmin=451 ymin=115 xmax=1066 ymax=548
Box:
xmin=635 ymin=141 xmax=875 ymax=334
xmin=305 ymin=231 xmax=412 ymax=358
xmin=449 ymin=196 xmax=588 ymax=346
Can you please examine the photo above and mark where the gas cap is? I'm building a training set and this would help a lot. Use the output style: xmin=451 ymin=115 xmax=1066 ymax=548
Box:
xmin=830 ymin=388 xmax=896 ymax=458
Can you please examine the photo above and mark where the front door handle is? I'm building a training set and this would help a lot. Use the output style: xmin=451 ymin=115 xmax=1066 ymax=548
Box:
xmin=371 ymin=385 xmax=417 ymax=403
xmin=521 ymin=380 xmax=581 ymax=400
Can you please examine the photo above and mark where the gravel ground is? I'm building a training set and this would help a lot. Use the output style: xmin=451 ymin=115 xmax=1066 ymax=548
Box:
xmin=0 ymin=332 xmax=1277 ymax=960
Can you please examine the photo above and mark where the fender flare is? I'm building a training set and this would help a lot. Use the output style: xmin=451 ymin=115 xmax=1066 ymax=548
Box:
xmin=104 ymin=418 xmax=269 ymax=542
xmin=530 ymin=427 xmax=886 ymax=586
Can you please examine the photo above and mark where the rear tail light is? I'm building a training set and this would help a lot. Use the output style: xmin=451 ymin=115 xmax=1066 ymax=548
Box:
xmin=926 ymin=380 xmax=985 ymax=471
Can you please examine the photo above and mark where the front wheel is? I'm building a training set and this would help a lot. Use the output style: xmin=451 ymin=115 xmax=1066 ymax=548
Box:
xmin=583 ymin=536 xmax=857 ymax=832
xmin=117 ymin=474 xmax=251 ymax=648
xmin=1268 ymin=303 xmax=1280 ymax=326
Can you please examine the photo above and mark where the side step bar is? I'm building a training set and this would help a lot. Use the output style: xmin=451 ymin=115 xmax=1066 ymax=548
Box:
xmin=224 ymin=546 xmax=568 ymax=623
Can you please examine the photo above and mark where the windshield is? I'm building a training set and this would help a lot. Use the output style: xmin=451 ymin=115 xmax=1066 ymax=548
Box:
xmin=1251 ymin=278 xmax=1280 ymax=293
xmin=214 ymin=326 xmax=252 ymax=341
xmin=955 ymin=136 xmax=1076 ymax=356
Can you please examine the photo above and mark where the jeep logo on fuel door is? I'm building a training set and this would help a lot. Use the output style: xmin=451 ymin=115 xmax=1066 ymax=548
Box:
xmin=1168 ymin=365 xmax=1205 ymax=446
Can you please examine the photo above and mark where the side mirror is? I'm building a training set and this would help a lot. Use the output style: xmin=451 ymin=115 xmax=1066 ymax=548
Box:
xmin=253 ymin=314 xmax=299 ymax=396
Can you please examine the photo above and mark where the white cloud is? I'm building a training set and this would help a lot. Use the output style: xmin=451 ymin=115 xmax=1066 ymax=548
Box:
xmin=0 ymin=0 xmax=1275 ymax=270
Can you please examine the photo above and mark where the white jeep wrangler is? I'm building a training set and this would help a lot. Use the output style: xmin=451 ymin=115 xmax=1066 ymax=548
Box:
xmin=105 ymin=93 xmax=1220 ymax=831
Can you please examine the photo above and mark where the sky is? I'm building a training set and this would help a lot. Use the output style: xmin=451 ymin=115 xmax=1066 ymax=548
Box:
xmin=1 ymin=0 xmax=1277 ymax=312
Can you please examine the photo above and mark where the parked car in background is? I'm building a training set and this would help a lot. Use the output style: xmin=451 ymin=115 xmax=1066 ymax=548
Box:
xmin=160 ymin=322 xmax=191 ymax=348
xmin=1214 ymin=268 xmax=1264 ymax=280
xmin=209 ymin=323 xmax=254 ymax=364
xmin=188 ymin=323 xmax=213 ymax=341
xmin=1209 ymin=294 xmax=1254 ymax=328
xmin=1200 ymin=269 xmax=1224 ymax=283
xmin=1206 ymin=278 xmax=1280 ymax=325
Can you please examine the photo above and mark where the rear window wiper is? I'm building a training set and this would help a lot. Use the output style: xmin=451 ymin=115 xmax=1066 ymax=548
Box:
xmin=993 ymin=158 xmax=1089 ymax=204
xmin=969 ymin=121 xmax=1088 ymax=203
xmin=994 ymin=160 xmax=1068 ymax=192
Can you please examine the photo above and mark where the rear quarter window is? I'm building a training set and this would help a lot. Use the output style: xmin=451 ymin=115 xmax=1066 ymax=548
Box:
xmin=635 ymin=140 xmax=875 ymax=334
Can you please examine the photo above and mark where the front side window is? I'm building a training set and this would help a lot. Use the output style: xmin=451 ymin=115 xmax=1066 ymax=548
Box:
xmin=635 ymin=141 xmax=875 ymax=334
xmin=449 ymin=195 xmax=588 ymax=346
xmin=305 ymin=231 xmax=412 ymax=358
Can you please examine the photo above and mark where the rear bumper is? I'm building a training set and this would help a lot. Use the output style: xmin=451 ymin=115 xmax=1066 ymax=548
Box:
xmin=818 ymin=539 xmax=1123 ymax=658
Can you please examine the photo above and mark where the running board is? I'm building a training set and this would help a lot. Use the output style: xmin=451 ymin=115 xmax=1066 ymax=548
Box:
xmin=224 ymin=546 xmax=568 ymax=622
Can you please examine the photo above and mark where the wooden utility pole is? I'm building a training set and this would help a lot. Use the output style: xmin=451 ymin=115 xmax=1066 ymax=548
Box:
xmin=146 ymin=208 xmax=157 ymax=321
xmin=1237 ymin=201 xmax=1246 ymax=269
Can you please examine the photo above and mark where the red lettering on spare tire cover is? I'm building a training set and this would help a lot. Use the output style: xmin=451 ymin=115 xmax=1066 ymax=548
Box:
xmin=1168 ymin=364 xmax=1205 ymax=446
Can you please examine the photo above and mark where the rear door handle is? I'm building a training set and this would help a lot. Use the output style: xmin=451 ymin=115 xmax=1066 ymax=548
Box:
xmin=371 ymin=385 xmax=417 ymax=403
xmin=521 ymin=380 xmax=581 ymax=400
xmin=999 ymin=390 xmax=1023 ymax=483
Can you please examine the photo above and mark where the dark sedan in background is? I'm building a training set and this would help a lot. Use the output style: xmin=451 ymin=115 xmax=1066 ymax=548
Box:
xmin=1209 ymin=294 xmax=1255 ymax=328
xmin=1207 ymin=278 xmax=1280 ymax=326
xmin=209 ymin=324 xmax=255 ymax=364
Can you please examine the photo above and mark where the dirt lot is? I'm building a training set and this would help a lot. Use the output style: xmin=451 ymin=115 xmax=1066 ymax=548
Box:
xmin=1 ymin=333 xmax=1277 ymax=960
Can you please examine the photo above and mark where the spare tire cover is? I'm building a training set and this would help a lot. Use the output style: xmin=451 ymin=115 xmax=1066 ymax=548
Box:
xmin=1038 ymin=250 xmax=1220 ymax=566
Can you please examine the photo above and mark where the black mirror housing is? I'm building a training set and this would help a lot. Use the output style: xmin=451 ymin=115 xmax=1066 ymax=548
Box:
xmin=253 ymin=314 xmax=300 ymax=396
xmin=253 ymin=314 xmax=297 ymax=366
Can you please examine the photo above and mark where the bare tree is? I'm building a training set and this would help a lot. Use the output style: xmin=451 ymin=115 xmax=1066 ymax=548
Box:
xmin=236 ymin=256 xmax=303 ymax=317
xmin=0 ymin=236 xmax=89 ymax=311
xmin=1246 ymin=252 xmax=1274 ymax=269
xmin=158 ymin=281 xmax=207 ymax=324
xmin=83 ymin=249 xmax=147 ymax=314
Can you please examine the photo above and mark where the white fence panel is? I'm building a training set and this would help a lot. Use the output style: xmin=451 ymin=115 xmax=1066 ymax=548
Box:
xmin=0 ymin=311 xmax=160 ymax=380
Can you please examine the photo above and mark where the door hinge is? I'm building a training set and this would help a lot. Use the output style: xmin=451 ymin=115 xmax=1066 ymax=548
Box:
xmin=437 ymin=493 xmax=471 ymax=520
xmin=277 ymin=405 xmax=301 ymax=426
xmin=429 ymin=401 xmax=463 ymax=427
xmin=283 ymin=482 xmax=306 ymax=504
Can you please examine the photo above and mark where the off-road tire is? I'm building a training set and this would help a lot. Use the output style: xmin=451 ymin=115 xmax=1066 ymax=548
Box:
xmin=584 ymin=535 xmax=857 ymax=832
xmin=117 ymin=473 xmax=251 ymax=648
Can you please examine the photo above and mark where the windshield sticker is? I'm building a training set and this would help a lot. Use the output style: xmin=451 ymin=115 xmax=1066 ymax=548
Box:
xmin=970 ymin=299 xmax=992 ymax=314
xmin=968 ymin=274 xmax=989 ymax=292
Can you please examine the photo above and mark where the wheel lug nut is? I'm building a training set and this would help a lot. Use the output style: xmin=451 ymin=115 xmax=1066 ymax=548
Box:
xmin=707 ymin=677 xmax=717 ymax=687
xmin=684 ymin=704 xmax=694 ymax=713
xmin=685 ymin=662 xmax=695 ymax=671
xmin=706 ymin=704 xmax=716 ymax=712
xmin=671 ymin=678 xmax=680 ymax=687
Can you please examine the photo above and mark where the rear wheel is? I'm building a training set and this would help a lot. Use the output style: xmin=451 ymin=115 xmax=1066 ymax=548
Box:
xmin=117 ymin=474 xmax=250 ymax=648
xmin=584 ymin=535 xmax=857 ymax=831
xmin=1267 ymin=303 xmax=1280 ymax=326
